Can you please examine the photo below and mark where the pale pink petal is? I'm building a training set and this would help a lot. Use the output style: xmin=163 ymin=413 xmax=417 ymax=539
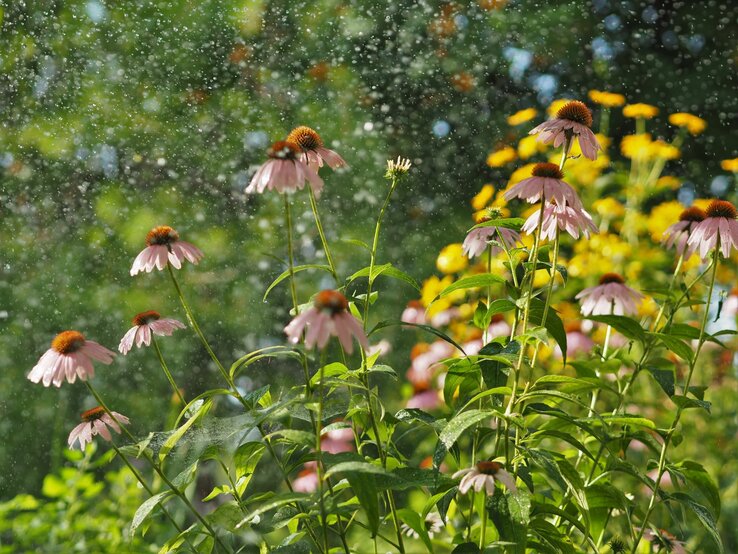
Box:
xmin=93 ymin=419 xmax=112 ymax=441
xmin=118 ymin=326 xmax=138 ymax=355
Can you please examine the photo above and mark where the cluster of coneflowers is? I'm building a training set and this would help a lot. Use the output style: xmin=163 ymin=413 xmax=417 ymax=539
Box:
xmin=25 ymin=110 xmax=738 ymax=551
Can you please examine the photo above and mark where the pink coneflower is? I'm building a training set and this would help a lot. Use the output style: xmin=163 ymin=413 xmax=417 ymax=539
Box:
xmin=401 ymin=300 xmax=427 ymax=325
xmin=576 ymin=273 xmax=644 ymax=317
xmin=130 ymin=226 xmax=204 ymax=276
xmin=522 ymin=202 xmax=598 ymax=240
xmin=640 ymin=528 xmax=687 ymax=554
xmin=504 ymin=163 xmax=584 ymax=209
xmin=287 ymin=126 xmax=348 ymax=171
xmin=246 ymin=140 xmax=324 ymax=196
xmin=462 ymin=220 xmax=521 ymax=258
xmin=529 ymin=100 xmax=601 ymax=160
xmin=686 ymin=199 xmax=738 ymax=260
xmin=407 ymin=384 xmax=442 ymax=411
xmin=118 ymin=311 xmax=186 ymax=355
xmin=453 ymin=461 xmax=517 ymax=496
xmin=28 ymin=331 xmax=115 ymax=388
xmin=293 ymin=462 xmax=319 ymax=493
xmin=407 ymin=340 xmax=454 ymax=387
xmin=284 ymin=290 xmax=368 ymax=354
xmin=662 ymin=206 xmax=706 ymax=258
xmin=401 ymin=512 xmax=444 ymax=539
xmin=67 ymin=406 xmax=130 ymax=450
xmin=321 ymin=425 xmax=355 ymax=454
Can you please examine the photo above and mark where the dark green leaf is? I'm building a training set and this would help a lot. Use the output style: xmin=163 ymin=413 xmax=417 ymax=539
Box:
xmin=586 ymin=315 xmax=646 ymax=343
xmin=649 ymin=333 xmax=694 ymax=362
xmin=439 ymin=409 xmax=492 ymax=450
xmin=468 ymin=217 xmax=525 ymax=231
xmin=529 ymin=298 xmax=567 ymax=359
xmin=345 ymin=472 xmax=379 ymax=535
xmin=486 ymin=491 xmax=530 ymax=554
xmin=130 ymin=491 xmax=173 ymax=537
xmin=672 ymin=395 xmax=711 ymax=413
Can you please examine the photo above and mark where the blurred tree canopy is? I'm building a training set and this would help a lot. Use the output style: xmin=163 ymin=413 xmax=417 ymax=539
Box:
xmin=1 ymin=0 xmax=736 ymax=497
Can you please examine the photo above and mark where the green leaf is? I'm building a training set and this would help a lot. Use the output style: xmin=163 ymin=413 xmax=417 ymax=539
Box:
xmin=131 ymin=491 xmax=173 ymax=537
xmin=475 ymin=299 xmax=517 ymax=330
xmin=671 ymin=492 xmax=724 ymax=552
xmin=601 ymin=414 xmax=656 ymax=429
xmin=443 ymin=358 xmax=482 ymax=409
xmin=396 ymin=509 xmax=433 ymax=552
xmin=159 ymin=400 xmax=212 ymax=461
xmin=645 ymin=363 xmax=676 ymax=397
xmin=486 ymin=491 xmax=530 ymax=554
xmin=234 ymin=441 xmax=266 ymax=495
xmin=395 ymin=408 xmax=437 ymax=425
xmin=439 ymin=409 xmax=493 ymax=450
xmin=669 ymin=461 xmax=721 ymax=518
xmin=435 ymin=274 xmax=505 ymax=301
xmin=236 ymin=493 xmax=310 ymax=529
xmin=529 ymin=298 xmax=567 ymax=359
xmin=469 ymin=217 xmax=525 ymax=231
xmin=649 ymin=333 xmax=694 ymax=362
xmin=586 ymin=314 xmax=646 ymax=343
xmin=325 ymin=461 xmax=392 ymax=479
xmin=310 ymin=362 xmax=348 ymax=385
xmin=370 ymin=320 xmax=466 ymax=354
xmin=263 ymin=264 xmax=333 ymax=301
xmin=478 ymin=340 xmax=517 ymax=406
xmin=348 ymin=263 xmax=420 ymax=290
xmin=672 ymin=395 xmax=711 ymax=413
xmin=346 ymin=472 xmax=379 ymax=535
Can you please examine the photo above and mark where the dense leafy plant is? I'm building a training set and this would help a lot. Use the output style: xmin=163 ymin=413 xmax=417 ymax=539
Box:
xmin=16 ymin=100 xmax=738 ymax=554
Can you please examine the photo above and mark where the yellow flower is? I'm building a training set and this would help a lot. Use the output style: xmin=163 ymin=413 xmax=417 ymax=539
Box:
xmin=623 ymin=103 xmax=659 ymax=119
xmin=721 ymin=157 xmax=738 ymax=172
xmin=637 ymin=296 xmax=658 ymax=319
xmin=647 ymin=201 xmax=684 ymax=242
xmin=436 ymin=244 xmax=468 ymax=274
xmin=507 ymin=108 xmax=538 ymax=126
xmin=594 ymin=133 xmax=611 ymax=150
xmin=652 ymin=140 xmax=680 ymax=160
xmin=507 ymin=163 xmax=537 ymax=186
xmin=568 ymin=234 xmax=632 ymax=279
xmin=692 ymin=198 xmax=712 ymax=212
xmin=668 ymin=112 xmax=706 ymax=135
xmin=421 ymin=275 xmax=453 ymax=307
xmin=588 ymin=90 xmax=626 ymax=108
xmin=656 ymin=175 xmax=681 ymax=190
xmin=620 ymin=133 xmax=654 ymax=160
xmin=517 ymin=135 xmax=547 ymax=159
xmin=547 ymin=99 xmax=572 ymax=117
xmin=486 ymin=146 xmax=517 ymax=168
xmin=592 ymin=198 xmax=625 ymax=219
xmin=471 ymin=184 xmax=495 ymax=211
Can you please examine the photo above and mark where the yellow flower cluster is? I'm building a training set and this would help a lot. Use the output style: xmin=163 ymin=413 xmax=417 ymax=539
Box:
xmin=623 ymin=103 xmax=659 ymax=119
xmin=620 ymin=134 xmax=680 ymax=161
xmin=436 ymin=244 xmax=468 ymax=274
xmin=588 ymin=90 xmax=626 ymax=108
xmin=486 ymin=146 xmax=517 ymax=168
xmin=669 ymin=112 xmax=707 ymax=135
xmin=507 ymin=108 xmax=538 ymax=126
xmin=721 ymin=158 xmax=738 ymax=172
xmin=647 ymin=201 xmax=684 ymax=242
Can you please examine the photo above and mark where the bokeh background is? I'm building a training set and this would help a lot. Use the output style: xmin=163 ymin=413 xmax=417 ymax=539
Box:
xmin=1 ymin=0 xmax=737 ymax=548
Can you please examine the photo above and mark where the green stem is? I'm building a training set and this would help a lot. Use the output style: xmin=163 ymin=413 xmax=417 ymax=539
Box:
xmin=308 ymin=186 xmax=339 ymax=283
xmin=480 ymin=498 xmax=488 ymax=549
xmin=284 ymin=194 xmax=300 ymax=313
xmin=316 ymin=355 xmax=330 ymax=553
xmin=631 ymin=249 xmax=719 ymax=553
xmin=540 ymin=228 xmax=561 ymax=330
xmin=152 ymin=336 xmax=186 ymax=407
xmin=166 ymin=264 xmax=232 ymax=387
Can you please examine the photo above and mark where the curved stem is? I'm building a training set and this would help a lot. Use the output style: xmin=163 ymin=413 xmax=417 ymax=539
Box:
xmin=631 ymin=249 xmax=719 ymax=552
xmin=152 ymin=336 xmax=186 ymax=407
xmin=308 ymin=187 xmax=339 ymax=283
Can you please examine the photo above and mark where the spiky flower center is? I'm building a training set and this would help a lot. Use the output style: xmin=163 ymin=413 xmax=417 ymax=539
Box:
xmin=81 ymin=406 xmax=106 ymax=422
xmin=133 ymin=310 xmax=161 ymax=326
xmin=314 ymin=290 xmax=349 ymax=314
xmin=599 ymin=273 xmax=625 ymax=285
xmin=556 ymin=100 xmax=593 ymax=127
xmin=267 ymin=140 xmax=300 ymax=160
xmin=476 ymin=460 xmax=503 ymax=475
xmin=679 ymin=206 xmax=707 ymax=222
xmin=706 ymin=199 xmax=737 ymax=219
xmin=146 ymin=226 xmax=179 ymax=246
xmin=287 ymin=126 xmax=323 ymax=151
xmin=532 ymin=162 xmax=564 ymax=179
xmin=52 ymin=330 xmax=86 ymax=354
